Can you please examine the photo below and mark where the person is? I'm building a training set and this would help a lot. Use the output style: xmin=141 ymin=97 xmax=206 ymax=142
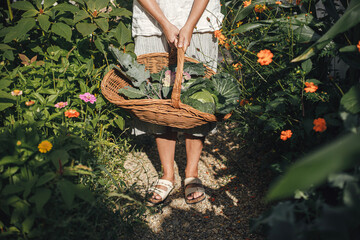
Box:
xmin=131 ymin=0 xmax=223 ymax=204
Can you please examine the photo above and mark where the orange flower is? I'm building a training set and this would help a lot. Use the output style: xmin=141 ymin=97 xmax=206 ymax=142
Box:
xmin=239 ymin=99 xmax=249 ymax=106
xmin=214 ymin=30 xmax=226 ymax=45
xmin=357 ymin=40 xmax=360 ymax=53
xmin=225 ymin=42 xmax=231 ymax=50
xmin=275 ymin=1 xmax=282 ymax=4
xmin=254 ymin=4 xmax=266 ymax=13
xmin=233 ymin=62 xmax=243 ymax=71
xmin=257 ymin=49 xmax=273 ymax=65
xmin=304 ymin=82 xmax=318 ymax=93
xmin=280 ymin=130 xmax=292 ymax=141
xmin=25 ymin=100 xmax=35 ymax=106
xmin=313 ymin=118 xmax=327 ymax=132
xmin=243 ymin=0 xmax=251 ymax=7
xmin=64 ymin=109 xmax=80 ymax=118
xmin=236 ymin=21 xmax=243 ymax=27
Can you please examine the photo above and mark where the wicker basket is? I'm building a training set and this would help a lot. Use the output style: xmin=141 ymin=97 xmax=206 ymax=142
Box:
xmin=101 ymin=48 xmax=231 ymax=129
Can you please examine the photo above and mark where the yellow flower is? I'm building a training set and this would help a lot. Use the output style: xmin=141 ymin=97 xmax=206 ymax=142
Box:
xmin=16 ymin=141 xmax=22 ymax=146
xmin=11 ymin=90 xmax=23 ymax=96
xmin=237 ymin=21 xmax=243 ymax=27
xmin=38 ymin=140 xmax=53 ymax=153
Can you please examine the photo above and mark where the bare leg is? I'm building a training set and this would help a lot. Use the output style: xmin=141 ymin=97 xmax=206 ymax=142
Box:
xmin=152 ymin=131 xmax=177 ymax=200
xmin=184 ymin=133 xmax=204 ymax=200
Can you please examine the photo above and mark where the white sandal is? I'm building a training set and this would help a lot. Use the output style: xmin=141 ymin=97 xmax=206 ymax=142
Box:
xmin=184 ymin=177 xmax=206 ymax=204
xmin=148 ymin=179 xmax=174 ymax=204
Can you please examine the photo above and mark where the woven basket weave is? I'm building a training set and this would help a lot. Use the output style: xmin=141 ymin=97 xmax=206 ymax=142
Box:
xmin=101 ymin=48 xmax=230 ymax=129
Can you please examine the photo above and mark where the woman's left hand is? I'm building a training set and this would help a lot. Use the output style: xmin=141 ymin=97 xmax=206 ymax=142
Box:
xmin=177 ymin=24 xmax=193 ymax=51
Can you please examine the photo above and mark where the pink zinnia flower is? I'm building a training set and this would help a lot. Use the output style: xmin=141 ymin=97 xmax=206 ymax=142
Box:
xmin=79 ymin=92 xmax=97 ymax=104
xmin=55 ymin=101 xmax=68 ymax=109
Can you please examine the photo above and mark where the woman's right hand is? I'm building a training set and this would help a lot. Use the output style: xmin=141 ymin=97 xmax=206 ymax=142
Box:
xmin=161 ymin=22 xmax=180 ymax=48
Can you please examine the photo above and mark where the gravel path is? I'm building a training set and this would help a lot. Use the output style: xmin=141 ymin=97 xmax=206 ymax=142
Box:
xmin=123 ymin=123 xmax=272 ymax=239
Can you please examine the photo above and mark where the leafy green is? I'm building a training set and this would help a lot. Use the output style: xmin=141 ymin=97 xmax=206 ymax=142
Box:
xmin=109 ymin=45 xmax=150 ymax=87
xmin=118 ymin=86 xmax=146 ymax=99
xmin=211 ymin=72 xmax=241 ymax=114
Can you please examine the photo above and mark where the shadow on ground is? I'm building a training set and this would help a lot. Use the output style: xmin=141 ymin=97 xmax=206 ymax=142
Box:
xmin=125 ymin=123 xmax=274 ymax=240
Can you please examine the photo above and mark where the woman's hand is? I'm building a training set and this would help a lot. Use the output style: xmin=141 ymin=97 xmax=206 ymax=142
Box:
xmin=161 ymin=22 xmax=180 ymax=48
xmin=177 ymin=24 xmax=193 ymax=51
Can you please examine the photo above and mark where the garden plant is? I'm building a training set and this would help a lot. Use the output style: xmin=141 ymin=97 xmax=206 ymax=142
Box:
xmin=0 ymin=0 xmax=360 ymax=239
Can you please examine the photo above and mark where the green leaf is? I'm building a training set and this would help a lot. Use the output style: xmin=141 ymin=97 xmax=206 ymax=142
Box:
xmin=21 ymin=214 xmax=35 ymax=234
xmin=22 ymin=9 xmax=38 ymax=17
xmin=0 ymin=103 xmax=13 ymax=111
xmin=36 ymin=172 xmax=56 ymax=187
xmin=94 ymin=0 xmax=110 ymax=10
xmin=3 ymin=50 xmax=15 ymax=61
xmin=0 ymin=44 xmax=15 ymax=51
xmin=29 ymin=188 xmax=51 ymax=213
xmin=183 ymin=62 xmax=206 ymax=76
xmin=12 ymin=1 xmax=35 ymax=10
xmin=38 ymin=14 xmax=51 ymax=32
xmin=43 ymin=0 xmax=57 ymax=10
xmin=2 ymin=184 xmax=24 ymax=195
xmin=4 ymin=18 xmax=36 ymax=43
xmin=266 ymin=134 xmax=360 ymax=201
xmin=113 ymin=115 xmax=125 ymax=130
xmin=301 ymin=59 xmax=312 ymax=74
xmin=94 ymin=18 xmax=109 ymax=32
xmin=73 ymin=10 xmax=89 ymax=23
xmin=49 ymin=149 xmax=69 ymax=169
xmin=94 ymin=38 xmax=105 ymax=53
xmin=292 ymin=0 xmax=360 ymax=62
xmin=233 ymin=23 xmax=266 ymax=34
xmin=73 ymin=184 xmax=94 ymax=203
xmin=109 ymin=46 xmax=150 ymax=87
xmin=57 ymin=180 xmax=75 ymax=208
xmin=2 ymin=167 xmax=20 ymax=178
xmin=211 ymin=72 xmax=241 ymax=114
xmin=339 ymin=45 xmax=358 ymax=53
xmin=52 ymin=3 xmax=79 ymax=13
xmin=109 ymin=8 xmax=132 ymax=18
xmin=340 ymin=84 xmax=360 ymax=114
xmin=51 ymin=23 xmax=72 ymax=41
xmin=76 ymin=22 xmax=97 ymax=36
xmin=114 ymin=22 xmax=131 ymax=46
xmin=118 ymin=86 xmax=146 ymax=98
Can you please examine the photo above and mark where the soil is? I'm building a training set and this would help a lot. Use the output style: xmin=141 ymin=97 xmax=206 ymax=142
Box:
xmin=122 ymin=123 xmax=273 ymax=240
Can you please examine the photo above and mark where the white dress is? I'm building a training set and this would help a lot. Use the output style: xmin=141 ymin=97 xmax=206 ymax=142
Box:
xmin=132 ymin=0 xmax=224 ymax=37
xmin=130 ymin=0 xmax=222 ymax=136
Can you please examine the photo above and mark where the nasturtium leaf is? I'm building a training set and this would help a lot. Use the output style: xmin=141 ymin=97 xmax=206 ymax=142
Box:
xmin=51 ymin=23 xmax=72 ymax=41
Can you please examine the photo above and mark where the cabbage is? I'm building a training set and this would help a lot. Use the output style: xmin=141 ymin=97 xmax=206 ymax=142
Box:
xmin=183 ymin=89 xmax=216 ymax=114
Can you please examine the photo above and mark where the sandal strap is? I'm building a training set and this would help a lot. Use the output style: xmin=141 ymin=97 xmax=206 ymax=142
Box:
xmin=184 ymin=177 xmax=205 ymax=197
xmin=149 ymin=179 xmax=174 ymax=200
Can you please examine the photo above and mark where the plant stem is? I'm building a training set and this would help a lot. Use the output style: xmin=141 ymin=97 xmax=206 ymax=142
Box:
xmin=7 ymin=0 xmax=13 ymax=21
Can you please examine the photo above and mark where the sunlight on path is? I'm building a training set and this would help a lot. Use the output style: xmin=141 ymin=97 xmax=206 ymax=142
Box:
xmin=122 ymin=124 xmax=270 ymax=239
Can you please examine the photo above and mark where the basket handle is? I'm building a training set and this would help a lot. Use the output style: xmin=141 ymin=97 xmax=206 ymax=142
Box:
xmin=170 ymin=47 xmax=185 ymax=109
